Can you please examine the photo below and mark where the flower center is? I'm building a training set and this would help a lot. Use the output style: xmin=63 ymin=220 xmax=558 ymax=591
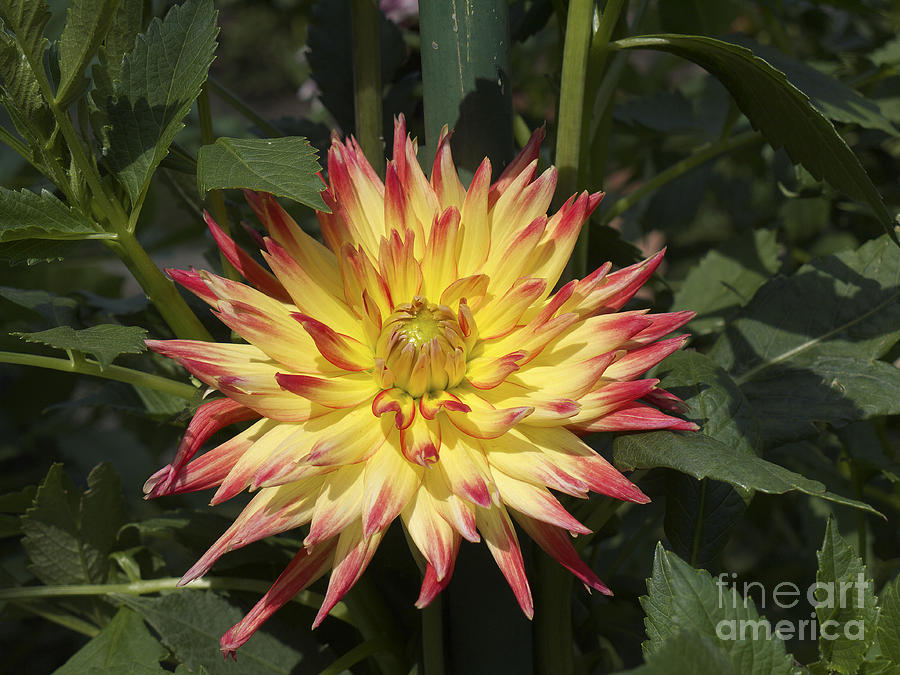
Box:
xmin=375 ymin=297 xmax=467 ymax=398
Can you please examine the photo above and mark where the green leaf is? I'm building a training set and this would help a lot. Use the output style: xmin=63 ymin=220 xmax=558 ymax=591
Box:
xmin=878 ymin=574 xmax=900 ymax=664
xmin=0 ymin=187 xmax=108 ymax=243
xmin=0 ymin=286 xmax=78 ymax=324
xmin=664 ymin=475 xmax=748 ymax=568
xmin=0 ymin=19 xmax=54 ymax=146
xmin=20 ymin=463 xmax=126 ymax=585
xmin=101 ymin=0 xmax=218 ymax=200
xmin=196 ymin=137 xmax=326 ymax=210
xmin=15 ymin=324 xmax=148 ymax=369
xmin=727 ymin=36 xmax=898 ymax=136
xmin=54 ymin=607 xmax=167 ymax=674
xmin=0 ymin=0 xmax=51 ymax=64
xmin=117 ymin=591 xmax=328 ymax=674
xmin=56 ymin=0 xmax=120 ymax=106
xmin=640 ymin=543 xmax=794 ymax=674
xmin=623 ymin=630 xmax=740 ymax=674
xmin=710 ymin=234 xmax=900 ymax=446
xmin=815 ymin=519 xmax=877 ymax=673
xmin=672 ymin=229 xmax=780 ymax=335
xmin=613 ymin=431 xmax=881 ymax=516
xmin=613 ymin=35 xmax=897 ymax=243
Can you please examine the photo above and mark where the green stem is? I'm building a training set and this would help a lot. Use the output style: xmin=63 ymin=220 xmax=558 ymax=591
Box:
xmin=0 ymin=577 xmax=353 ymax=626
xmin=197 ymin=83 xmax=238 ymax=280
xmin=0 ymin=351 xmax=197 ymax=400
xmin=9 ymin=600 xmax=100 ymax=638
xmin=535 ymin=557 xmax=574 ymax=675
xmin=0 ymin=124 xmax=32 ymax=161
xmin=320 ymin=638 xmax=392 ymax=675
xmin=208 ymin=78 xmax=285 ymax=138
xmin=109 ymin=229 xmax=213 ymax=341
xmin=341 ymin=578 xmax=408 ymax=675
xmin=598 ymin=130 xmax=763 ymax=226
xmin=554 ymin=0 xmax=594 ymax=207
xmin=422 ymin=595 xmax=445 ymax=675
xmin=558 ymin=0 xmax=625 ymax=280
xmin=351 ymin=0 xmax=384 ymax=176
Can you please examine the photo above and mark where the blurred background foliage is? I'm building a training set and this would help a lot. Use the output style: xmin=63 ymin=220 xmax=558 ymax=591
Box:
xmin=0 ymin=0 xmax=898 ymax=673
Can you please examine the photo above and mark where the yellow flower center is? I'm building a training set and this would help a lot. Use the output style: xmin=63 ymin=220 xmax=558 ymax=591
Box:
xmin=375 ymin=297 xmax=467 ymax=398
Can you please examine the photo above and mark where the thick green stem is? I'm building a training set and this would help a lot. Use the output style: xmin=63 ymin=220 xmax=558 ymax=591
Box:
xmin=0 ymin=351 xmax=197 ymax=400
xmin=352 ymin=0 xmax=384 ymax=176
xmin=197 ymin=83 xmax=238 ymax=280
xmin=422 ymin=595 xmax=445 ymax=675
xmin=558 ymin=0 xmax=625 ymax=281
xmin=0 ymin=577 xmax=352 ymax=626
xmin=535 ymin=557 xmax=574 ymax=675
xmin=341 ymin=578 xmax=408 ymax=675
xmin=109 ymin=229 xmax=213 ymax=341
xmin=598 ymin=130 xmax=763 ymax=226
xmin=420 ymin=0 xmax=513 ymax=174
xmin=321 ymin=638 xmax=392 ymax=675
xmin=554 ymin=0 xmax=594 ymax=207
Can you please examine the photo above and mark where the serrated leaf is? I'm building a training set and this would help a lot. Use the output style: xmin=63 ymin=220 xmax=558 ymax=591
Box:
xmin=20 ymin=463 xmax=126 ymax=585
xmin=640 ymin=544 xmax=794 ymax=674
xmin=0 ymin=187 xmax=108 ymax=243
xmin=0 ymin=286 xmax=78 ymax=324
xmin=56 ymin=0 xmax=120 ymax=106
xmin=101 ymin=0 xmax=218 ymax=200
xmin=815 ymin=519 xmax=877 ymax=673
xmin=614 ymin=35 xmax=896 ymax=242
xmin=117 ymin=591 xmax=329 ymax=674
xmin=623 ymin=629 xmax=740 ymax=674
xmin=0 ymin=19 xmax=54 ymax=145
xmin=710 ymin=234 xmax=900 ymax=446
xmin=878 ymin=575 xmax=900 ymax=664
xmin=728 ymin=36 xmax=897 ymax=136
xmin=54 ymin=607 xmax=167 ymax=674
xmin=613 ymin=431 xmax=881 ymax=516
xmin=0 ymin=0 xmax=51 ymax=64
xmin=15 ymin=324 xmax=147 ymax=368
xmin=196 ymin=137 xmax=326 ymax=210
xmin=672 ymin=229 xmax=780 ymax=335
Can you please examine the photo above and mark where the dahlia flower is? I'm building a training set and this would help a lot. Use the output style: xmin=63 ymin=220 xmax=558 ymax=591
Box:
xmin=145 ymin=117 xmax=695 ymax=656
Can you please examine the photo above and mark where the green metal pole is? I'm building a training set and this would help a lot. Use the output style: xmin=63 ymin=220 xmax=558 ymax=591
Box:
xmin=419 ymin=0 xmax=514 ymax=176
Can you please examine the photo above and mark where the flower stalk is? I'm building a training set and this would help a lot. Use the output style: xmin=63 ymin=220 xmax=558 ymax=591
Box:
xmin=352 ymin=0 xmax=385 ymax=176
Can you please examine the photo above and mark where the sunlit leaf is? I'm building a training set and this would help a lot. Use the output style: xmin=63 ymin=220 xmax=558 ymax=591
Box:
xmin=100 ymin=0 xmax=218 ymax=200
xmin=197 ymin=136 xmax=326 ymax=210
xmin=56 ymin=0 xmax=120 ymax=106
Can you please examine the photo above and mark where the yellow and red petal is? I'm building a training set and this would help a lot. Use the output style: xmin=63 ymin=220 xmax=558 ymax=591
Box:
xmin=276 ymin=372 xmax=378 ymax=409
xmin=512 ymin=513 xmax=611 ymax=595
xmin=292 ymin=313 xmax=373 ymax=371
xmin=305 ymin=464 xmax=366 ymax=546
xmin=221 ymin=540 xmax=337 ymax=658
xmin=475 ymin=505 xmax=533 ymax=618
xmin=436 ymin=419 xmax=498 ymax=508
xmin=491 ymin=468 xmax=591 ymax=535
xmin=400 ymin=413 xmax=441 ymax=466
xmin=313 ymin=521 xmax=384 ymax=627
xmin=362 ymin=441 xmax=422 ymax=537
xmin=447 ymin=388 xmax=533 ymax=439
